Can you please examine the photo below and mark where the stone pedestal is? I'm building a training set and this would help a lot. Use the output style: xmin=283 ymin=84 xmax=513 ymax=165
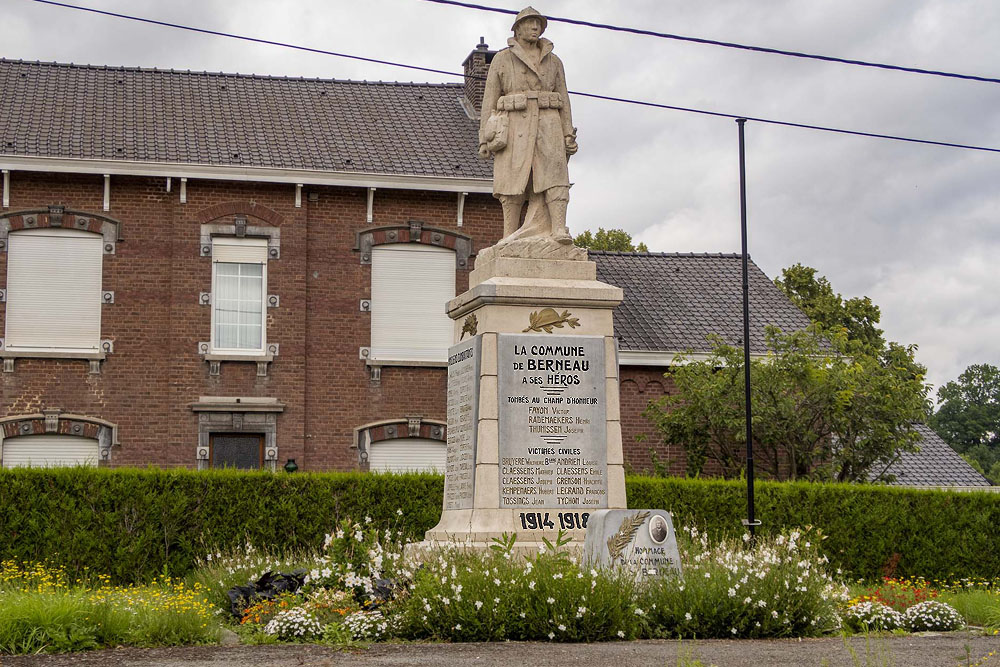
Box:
xmin=417 ymin=246 xmax=625 ymax=553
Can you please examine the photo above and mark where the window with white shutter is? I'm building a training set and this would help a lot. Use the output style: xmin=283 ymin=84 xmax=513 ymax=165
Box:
xmin=368 ymin=437 xmax=446 ymax=473
xmin=1 ymin=434 xmax=99 ymax=468
xmin=4 ymin=228 xmax=103 ymax=352
xmin=370 ymin=244 xmax=455 ymax=364
xmin=211 ymin=237 xmax=267 ymax=354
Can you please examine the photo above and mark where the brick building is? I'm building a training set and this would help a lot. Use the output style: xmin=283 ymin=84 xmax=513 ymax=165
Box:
xmin=0 ymin=48 xmax=814 ymax=475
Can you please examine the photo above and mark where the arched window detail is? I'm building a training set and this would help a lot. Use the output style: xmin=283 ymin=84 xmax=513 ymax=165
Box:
xmin=0 ymin=409 xmax=117 ymax=467
xmin=355 ymin=417 xmax=446 ymax=473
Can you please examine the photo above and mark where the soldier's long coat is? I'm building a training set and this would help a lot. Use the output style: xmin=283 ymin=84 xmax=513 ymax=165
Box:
xmin=480 ymin=37 xmax=575 ymax=196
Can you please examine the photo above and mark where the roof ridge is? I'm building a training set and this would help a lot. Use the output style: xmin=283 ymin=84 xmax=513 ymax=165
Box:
xmin=588 ymin=250 xmax=745 ymax=258
xmin=0 ymin=58 xmax=463 ymax=87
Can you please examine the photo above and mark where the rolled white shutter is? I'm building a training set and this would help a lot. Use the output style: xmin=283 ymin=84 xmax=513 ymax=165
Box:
xmin=370 ymin=244 xmax=455 ymax=363
xmin=212 ymin=237 xmax=268 ymax=264
xmin=4 ymin=228 xmax=103 ymax=351
xmin=368 ymin=437 xmax=446 ymax=473
xmin=2 ymin=434 xmax=98 ymax=468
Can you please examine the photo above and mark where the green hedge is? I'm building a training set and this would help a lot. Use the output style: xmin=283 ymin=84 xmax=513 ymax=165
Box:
xmin=1 ymin=467 xmax=997 ymax=583
xmin=628 ymin=477 xmax=1000 ymax=581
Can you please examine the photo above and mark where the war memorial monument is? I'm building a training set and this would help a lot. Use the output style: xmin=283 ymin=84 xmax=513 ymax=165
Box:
xmin=420 ymin=7 xmax=680 ymax=572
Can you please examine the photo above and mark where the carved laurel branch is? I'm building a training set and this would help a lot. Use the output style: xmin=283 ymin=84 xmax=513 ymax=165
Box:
xmin=606 ymin=511 xmax=650 ymax=565
xmin=523 ymin=307 xmax=581 ymax=334
xmin=460 ymin=313 xmax=478 ymax=340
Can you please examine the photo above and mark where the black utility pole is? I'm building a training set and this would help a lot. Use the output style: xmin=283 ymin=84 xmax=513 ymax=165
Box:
xmin=736 ymin=118 xmax=759 ymax=540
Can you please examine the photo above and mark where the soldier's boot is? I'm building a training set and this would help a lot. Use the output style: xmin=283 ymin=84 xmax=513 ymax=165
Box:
xmin=546 ymin=187 xmax=572 ymax=244
xmin=498 ymin=194 xmax=526 ymax=239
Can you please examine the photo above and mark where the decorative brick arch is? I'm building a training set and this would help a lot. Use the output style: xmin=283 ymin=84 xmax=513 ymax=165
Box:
xmin=355 ymin=220 xmax=473 ymax=269
xmin=0 ymin=205 xmax=122 ymax=254
xmin=354 ymin=417 xmax=446 ymax=467
xmin=0 ymin=409 xmax=118 ymax=465
xmin=645 ymin=380 xmax=665 ymax=396
xmin=193 ymin=201 xmax=285 ymax=227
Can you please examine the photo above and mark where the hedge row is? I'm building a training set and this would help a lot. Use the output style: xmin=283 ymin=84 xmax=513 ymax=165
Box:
xmin=1 ymin=467 xmax=997 ymax=583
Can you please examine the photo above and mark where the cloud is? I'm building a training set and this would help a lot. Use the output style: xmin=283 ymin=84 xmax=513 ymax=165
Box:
xmin=3 ymin=0 xmax=999 ymax=396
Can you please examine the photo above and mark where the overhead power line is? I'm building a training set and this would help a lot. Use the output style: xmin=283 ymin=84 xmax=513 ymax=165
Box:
xmin=420 ymin=0 xmax=1000 ymax=85
xmin=25 ymin=0 xmax=1000 ymax=155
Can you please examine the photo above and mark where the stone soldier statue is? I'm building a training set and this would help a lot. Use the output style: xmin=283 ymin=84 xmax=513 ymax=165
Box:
xmin=479 ymin=6 xmax=578 ymax=246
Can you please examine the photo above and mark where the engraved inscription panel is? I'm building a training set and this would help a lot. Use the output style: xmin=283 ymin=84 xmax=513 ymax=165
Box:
xmin=498 ymin=334 xmax=607 ymax=511
xmin=444 ymin=336 xmax=481 ymax=510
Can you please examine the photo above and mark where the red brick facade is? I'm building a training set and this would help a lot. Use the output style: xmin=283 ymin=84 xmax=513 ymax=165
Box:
xmin=0 ymin=172 xmax=503 ymax=470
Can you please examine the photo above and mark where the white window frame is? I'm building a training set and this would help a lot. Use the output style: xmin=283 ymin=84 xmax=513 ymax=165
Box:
xmin=3 ymin=227 xmax=103 ymax=353
xmin=369 ymin=243 xmax=456 ymax=365
xmin=210 ymin=237 xmax=267 ymax=355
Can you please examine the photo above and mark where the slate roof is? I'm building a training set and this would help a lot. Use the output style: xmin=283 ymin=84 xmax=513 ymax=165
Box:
xmin=0 ymin=59 xmax=491 ymax=180
xmin=591 ymin=251 xmax=814 ymax=354
xmin=875 ymin=423 xmax=993 ymax=487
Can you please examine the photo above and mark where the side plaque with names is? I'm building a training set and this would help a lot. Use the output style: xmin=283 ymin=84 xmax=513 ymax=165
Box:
xmin=498 ymin=334 xmax=607 ymax=512
xmin=444 ymin=336 xmax=480 ymax=510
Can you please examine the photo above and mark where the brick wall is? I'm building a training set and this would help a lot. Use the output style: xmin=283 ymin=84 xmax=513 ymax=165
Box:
xmin=0 ymin=172 xmax=503 ymax=471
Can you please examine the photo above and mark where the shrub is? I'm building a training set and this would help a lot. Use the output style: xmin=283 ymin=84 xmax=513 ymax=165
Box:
xmin=263 ymin=608 xmax=323 ymax=639
xmin=844 ymin=602 xmax=905 ymax=631
xmin=903 ymin=600 xmax=964 ymax=632
xmin=395 ymin=535 xmax=640 ymax=642
xmin=639 ymin=527 xmax=846 ymax=638
xmin=3 ymin=467 xmax=1000 ymax=584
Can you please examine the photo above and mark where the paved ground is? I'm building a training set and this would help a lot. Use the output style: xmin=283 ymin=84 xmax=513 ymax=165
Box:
xmin=3 ymin=633 xmax=999 ymax=667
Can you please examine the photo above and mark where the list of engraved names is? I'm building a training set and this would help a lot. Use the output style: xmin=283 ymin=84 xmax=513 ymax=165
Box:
xmin=498 ymin=334 xmax=607 ymax=510
xmin=444 ymin=337 xmax=480 ymax=510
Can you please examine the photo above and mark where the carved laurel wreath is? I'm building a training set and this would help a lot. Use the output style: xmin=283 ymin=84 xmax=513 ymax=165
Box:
xmin=523 ymin=307 xmax=580 ymax=334
xmin=607 ymin=511 xmax=650 ymax=565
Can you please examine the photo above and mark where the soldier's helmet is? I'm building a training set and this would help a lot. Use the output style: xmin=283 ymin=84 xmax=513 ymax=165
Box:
xmin=511 ymin=6 xmax=548 ymax=34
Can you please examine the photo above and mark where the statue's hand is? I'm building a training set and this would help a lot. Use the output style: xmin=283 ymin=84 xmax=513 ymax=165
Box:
xmin=478 ymin=143 xmax=491 ymax=159
xmin=564 ymin=134 xmax=579 ymax=156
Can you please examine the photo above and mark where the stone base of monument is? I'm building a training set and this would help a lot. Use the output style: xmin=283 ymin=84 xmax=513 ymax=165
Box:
xmin=412 ymin=247 xmax=627 ymax=554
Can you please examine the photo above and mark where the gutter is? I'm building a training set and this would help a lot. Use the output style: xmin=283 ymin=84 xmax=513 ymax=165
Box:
xmin=0 ymin=155 xmax=493 ymax=194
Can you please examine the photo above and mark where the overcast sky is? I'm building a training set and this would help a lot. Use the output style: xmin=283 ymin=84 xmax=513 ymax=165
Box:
xmin=4 ymin=0 xmax=999 ymax=397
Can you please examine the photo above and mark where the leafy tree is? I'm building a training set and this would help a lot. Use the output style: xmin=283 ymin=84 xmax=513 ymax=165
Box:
xmin=775 ymin=263 xmax=928 ymax=402
xmin=574 ymin=227 xmax=648 ymax=252
xmin=644 ymin=327 xmax=926 ymax=482
xmin=774 ymin=263 xmax=884 ymax=356
xmin=645 ymin=265 xmax=931 ymax=482
xmin=930 ymin=364 xmax=1000 ymax=452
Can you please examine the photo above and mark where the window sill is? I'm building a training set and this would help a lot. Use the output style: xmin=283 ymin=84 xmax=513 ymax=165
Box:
xmin=366 ymin=357 xmax=447 ymax=368
xmin=201 ymin=351 xmax=274 ymax=377
xmin=1 ymin=349 xmax=107 ymax=374
xmin=1 ymin=349 xmax=106 ymax=360
xmin=203 ymin=352 xmax=274 ymax=363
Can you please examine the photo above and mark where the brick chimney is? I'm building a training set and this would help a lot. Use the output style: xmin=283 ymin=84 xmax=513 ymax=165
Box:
xmin=462 ymin=37 xmax=495 ymax=114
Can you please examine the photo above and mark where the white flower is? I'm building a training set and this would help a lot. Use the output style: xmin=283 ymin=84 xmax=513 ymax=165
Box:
xmin=548 ymin=632 xmax=555 ymax=639
xmin=494 ymin=597 xmax=500 ymax=604
xmin=547 ymin=597 xmax=555 ymax=604
xmin=520 ymin=612 xmax=526 ymax=618
xmin=493 ymin=578 xmax=501 ymax=586
xmin=684 ymin=613 xmax=692 ymax=621
xmin=475 ymin=600 xmax=483 ymax=610
xmin=455 ymin=623 xmax=462 ymax=630
xmin=528 ymin=581 xmax=536 ymax=590
xmin=354 ymin=532 xmax=364 ymax=542
xmin=558 ymin=624 xmax=566 ymax=631
xmin=364 ymin=515 xmax=372 ymax=524
xmin=731 ymin=627 xmax=738 ymax=635
xmin=396 ymin=508 xmax=403 ymax=516
xmin=616 ymin=630 xmax=625 ymax=638
xmin=552 ymin=573 xmax=563 ymax=580
xmin=704 ymin=572 xmax=711 ymax=578
xmin=634 ymin=608 xmax=644 ymax=616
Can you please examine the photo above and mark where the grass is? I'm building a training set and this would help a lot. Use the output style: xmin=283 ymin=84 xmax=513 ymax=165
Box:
xmin=0 ymin=560 xmax=219 ymax=654
xmin=936 ymin=590 xmax=1000 ymax=629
